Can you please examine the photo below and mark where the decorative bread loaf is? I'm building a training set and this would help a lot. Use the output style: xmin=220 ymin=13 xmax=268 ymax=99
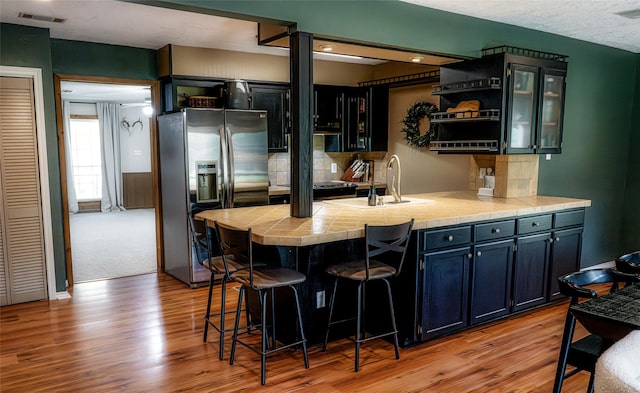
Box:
xmin=446 ymin=100 xmax=480 ymax=118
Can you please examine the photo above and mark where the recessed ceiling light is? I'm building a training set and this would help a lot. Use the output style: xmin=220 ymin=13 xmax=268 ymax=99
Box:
xmin=410 ymin=56 xmax=424 ymax=63
xmin=18 ymin=12 xmax=66 ymax=23
xmin=319 ymin=44 xmax=334 ymax=52
xmin=616 ymin=8 xmax=640 ymax=19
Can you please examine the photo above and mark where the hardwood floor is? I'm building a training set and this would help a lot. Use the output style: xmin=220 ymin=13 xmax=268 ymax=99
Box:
xmin=0 ymin=273 xmax=592 ymax=392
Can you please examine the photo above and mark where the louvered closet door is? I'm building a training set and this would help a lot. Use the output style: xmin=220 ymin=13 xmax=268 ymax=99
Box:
xmin=0 ymin=76 xmax=47 ymax=305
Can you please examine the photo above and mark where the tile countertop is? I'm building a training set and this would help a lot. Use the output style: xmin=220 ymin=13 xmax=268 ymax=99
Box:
xmin=195 ymin=191 xmax=591 ymax=247
xmin=269 ymin=182 xmax=387 ymax=196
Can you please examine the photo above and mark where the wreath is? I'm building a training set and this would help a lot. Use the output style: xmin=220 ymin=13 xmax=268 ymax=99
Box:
xmin=401 ymin=101 xmax=440 ymax=149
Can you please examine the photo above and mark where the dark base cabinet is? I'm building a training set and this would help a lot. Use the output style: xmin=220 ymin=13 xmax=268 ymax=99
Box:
xmin=547 ymin=227 xmax=583 ymax=300
xmin=470 ymin=239 xmax=514 ymax=325
xmin=395 ymin=208 xmax=585 ymax=347
xmin=548 ymin=218 xmax=584 ymax=300
xmin=512 ymin=233 xmax=551 ymax=312
xmin=422 ymin=246 xmax=471 ymax=340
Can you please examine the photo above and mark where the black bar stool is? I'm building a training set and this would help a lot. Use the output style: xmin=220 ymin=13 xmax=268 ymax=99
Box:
xmin=190 ymin=217 xmax=251 ymax=360
xmin=322 ymin=219 xmax=413 ymax=372
xmin=214 ymin=220 xmax=309 ymax=385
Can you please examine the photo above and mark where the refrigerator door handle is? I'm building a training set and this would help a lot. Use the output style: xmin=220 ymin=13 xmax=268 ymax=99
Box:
xmin=225 ymin=126 xmax=235 ymax=208
xmin=219 ymin=126 xmax=229 ymax=208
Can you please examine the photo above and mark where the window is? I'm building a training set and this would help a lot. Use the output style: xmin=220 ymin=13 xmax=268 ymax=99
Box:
xmin=69 ymin=118 xmax=102 ymax=200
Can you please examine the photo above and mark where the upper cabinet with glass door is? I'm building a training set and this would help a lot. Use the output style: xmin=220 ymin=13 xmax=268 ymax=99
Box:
xmin=506 ymin=64 xmax=538 ymax=153
xmin=432 ymin=46 xmax=568 ymax=155
xmin=537 ymin=69 xmax=566 ymax=153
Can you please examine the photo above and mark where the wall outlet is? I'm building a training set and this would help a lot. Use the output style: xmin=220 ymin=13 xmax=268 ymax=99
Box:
xmin=479 ymin=168 xmax=487 ymax=178
xmin=331 ymin=163 xmax=337 ymax=173
xmin=546 ymin=154 xmax=552 ymax=161
xmin=316 ymin=290 xmax=325 ymax=308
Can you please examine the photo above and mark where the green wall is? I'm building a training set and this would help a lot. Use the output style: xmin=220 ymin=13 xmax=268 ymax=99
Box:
xmin=0 ymin=24 xmax=67 ymax=292
xmin=158 ymin=0 xmax=639 ymax=266
xmin=0 ymin=23 xmax=158 ymax=292
xmin=51 ymin=39 xmax=157 ymax=79
xmin=622 ymin=54 xmax=640 ymax=251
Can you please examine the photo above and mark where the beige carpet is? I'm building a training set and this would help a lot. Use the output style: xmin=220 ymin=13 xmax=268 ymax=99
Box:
xmin=70 ymin=209 xmax=157 ymax=282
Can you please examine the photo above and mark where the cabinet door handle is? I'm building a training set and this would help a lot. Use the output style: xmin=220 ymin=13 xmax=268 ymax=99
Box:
xmin=548 ymin=237 xmax=554 ymax=243
xmin=447 ymin=235 xmax=454 ymax=241
xmin=555 ymin=237 xmax=560 ymax=242
xmin=477 ymin=251 xmax=482 ymax=257
xmin=532 ymin=222 xmax=539 ymax=227
xmin=468 ymin=253 xmax=473 ymax=259
xmin=492 ymin=228 xmax=501 ymax=234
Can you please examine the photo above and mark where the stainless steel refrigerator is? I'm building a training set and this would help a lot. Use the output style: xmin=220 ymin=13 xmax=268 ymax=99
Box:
xmin=158 ymin=108 xmax=269 ymax=287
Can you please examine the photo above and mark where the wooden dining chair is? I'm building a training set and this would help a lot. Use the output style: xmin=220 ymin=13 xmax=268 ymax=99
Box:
xmin=615 ymin=251 xmax=640 ymax=275
xmin=552 ymin=268 xmax=640 ymax=393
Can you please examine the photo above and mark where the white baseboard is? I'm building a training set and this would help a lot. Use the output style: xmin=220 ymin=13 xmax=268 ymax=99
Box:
xmin=56 ymin=291 xmax=71 ymax=299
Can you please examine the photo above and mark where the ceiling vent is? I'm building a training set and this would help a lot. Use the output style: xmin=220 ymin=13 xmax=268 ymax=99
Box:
xmin=18 ymin=12 xmax=66 ymax=24
xmin=615 ymin=8 xmax=640 ymax=19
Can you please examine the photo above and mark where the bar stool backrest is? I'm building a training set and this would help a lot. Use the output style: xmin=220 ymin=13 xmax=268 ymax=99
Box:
xmin=189 ymin=216 xmax=210 ymax=267
xmin=364 ymin=219 xmax=414 ymax=281
xmin=214 ymin=221 xmax=253 ymax=286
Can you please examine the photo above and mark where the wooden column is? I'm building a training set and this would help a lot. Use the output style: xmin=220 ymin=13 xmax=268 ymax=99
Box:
xmin=289 ymin=31 xmax=314 ymax=218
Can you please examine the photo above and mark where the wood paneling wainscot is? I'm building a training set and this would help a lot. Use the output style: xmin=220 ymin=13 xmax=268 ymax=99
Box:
xmin=122 ymin=172 xmax=153 ymax=209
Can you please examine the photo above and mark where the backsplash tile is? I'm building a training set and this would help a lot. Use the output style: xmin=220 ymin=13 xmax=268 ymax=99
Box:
xmin=268 ymin=135 xmax=388 ymax=186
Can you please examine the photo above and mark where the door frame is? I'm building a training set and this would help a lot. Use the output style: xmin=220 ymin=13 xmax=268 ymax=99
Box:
xmin=0 ymin=66 xmax=57 ymax=299
xmin=54 ymin=74 xmax=162 ymax=287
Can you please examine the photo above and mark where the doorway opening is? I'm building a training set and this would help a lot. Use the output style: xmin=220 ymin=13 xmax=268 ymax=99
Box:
xmin=55 ymin=75 xmax=161 ymax=285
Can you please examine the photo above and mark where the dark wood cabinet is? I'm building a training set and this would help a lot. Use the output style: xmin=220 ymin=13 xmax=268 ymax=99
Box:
xmin=432 ymin=47 xmax=567 ymax=154
xmin=512 ymin=232 xmax=551 ymax=311
xmin=422 ymin=246 xmax=471 ymax=340
xmin=251 ymin=84 xmax=289 ymax=152
xmin=469 ymin=239 xmax=514 ymax=325
xmin=368 ymin=86 xmax=389 ymax=152
xmin=397 ymin=208 xmax=584 ymax=347
xmin=161 ymin=77 xmax=223 ymax=113
xmin=314 ymin=84 xmax=388 ymax=152
xmin=547 ymin=227 xmax=583 ymax=300
xmin=343 ymin=87 xmax=368 ymax=151
xmin=314 ymin=85 xmax=342 ymax=132
xmin=547 ymin=209 xmax=584 ymax=300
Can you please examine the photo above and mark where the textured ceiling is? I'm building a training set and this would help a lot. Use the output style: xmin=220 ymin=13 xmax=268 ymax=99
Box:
xmin=3 ymin=0 xmax=639 ymax=101
xmin=402 ymin=0 xmax=640 ymax=53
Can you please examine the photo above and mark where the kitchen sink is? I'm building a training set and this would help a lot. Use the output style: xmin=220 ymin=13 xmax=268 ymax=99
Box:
xmin=321 ymin=196 xmax=434 ymax=209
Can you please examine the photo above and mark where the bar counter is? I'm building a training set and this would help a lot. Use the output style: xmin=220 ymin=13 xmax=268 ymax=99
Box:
xmin=195 ymin=190 xmax=591 ymax=246
xmin=195 ymin=190 xmax=591 ymax=346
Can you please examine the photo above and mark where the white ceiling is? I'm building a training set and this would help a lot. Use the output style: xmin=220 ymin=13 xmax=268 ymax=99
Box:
xmin=402 ymin=0 xmax=640 ymax=54
xmin=2 ymin=0 xmax=639 ymax=102
xmin=2 ymin=0 xmax=639 ymax=56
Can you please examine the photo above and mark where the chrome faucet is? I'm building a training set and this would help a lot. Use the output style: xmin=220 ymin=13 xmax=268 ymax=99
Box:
xmin=386 ymin=154 xmax=402 ymax=203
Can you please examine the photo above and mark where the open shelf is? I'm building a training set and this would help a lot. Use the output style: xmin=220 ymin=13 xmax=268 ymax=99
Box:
xmin=432 ymin=77 xmax=501 ymax=95
xmin=430 ymin=109 xmax=500 ymax=123
xmin=430 ymin=139 xmax=499 ymax=152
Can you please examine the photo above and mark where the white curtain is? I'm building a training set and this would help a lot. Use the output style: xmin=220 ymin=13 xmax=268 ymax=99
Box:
xmin=63 ymin=100 xmax=79 ymax=214
xmin=97 ymin=102 xmax=125 ymax=212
